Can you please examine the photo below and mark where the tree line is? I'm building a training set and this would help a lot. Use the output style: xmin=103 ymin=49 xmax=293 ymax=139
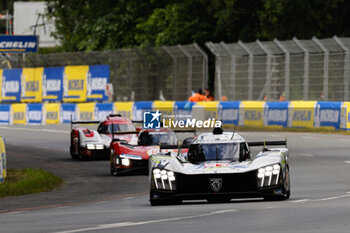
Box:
xmin=45 ymin=0 xmax=350 ymax=52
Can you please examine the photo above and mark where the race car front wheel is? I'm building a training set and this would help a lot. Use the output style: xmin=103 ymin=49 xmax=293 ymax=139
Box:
xmin=264 ymin=166 xmax=290 ymax=201
xmin=149 ymin=191 xmax=181 ymax=206
xmin=110 ymin=163 xmax=119 ymax=176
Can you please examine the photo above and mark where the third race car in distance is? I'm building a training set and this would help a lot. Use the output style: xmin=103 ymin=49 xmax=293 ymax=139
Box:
xmin=70 ymin=114 xmax=138 ymax=160
xmin=149 ymin=128 xmax=290 ymax=205
xmin=110 ymin=128 xmax=189 ymax=176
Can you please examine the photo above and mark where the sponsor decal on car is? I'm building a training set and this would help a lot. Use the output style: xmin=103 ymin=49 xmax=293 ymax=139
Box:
xmin=120 ymin=153 xmax=142 ymax=160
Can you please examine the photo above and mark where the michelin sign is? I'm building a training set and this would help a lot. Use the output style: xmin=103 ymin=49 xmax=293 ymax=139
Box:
xmin=0 ymin=35 xmax=38 ymax=53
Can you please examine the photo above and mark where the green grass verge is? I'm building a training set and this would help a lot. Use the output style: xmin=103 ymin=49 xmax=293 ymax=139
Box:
xmin=0 ymin=168 xmax=63 ymax=198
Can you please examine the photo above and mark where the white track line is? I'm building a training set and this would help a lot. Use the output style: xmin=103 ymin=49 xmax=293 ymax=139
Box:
xmin=123 ymin=197 xmax=136 ymax=200
xmin=0 ymin=126 xmax=69 ymax=134
xmin=96 ymin=201 xmax=109 ymax=204
xmin=4 ymin=211 xmax=24 ymax=215
xmin=298 ymin=153 xmax=314 ymax=157
xmin=344 ymin=161 xmax=350 ymax=164
xmin=290 ymin=199 xmax=310 ymax=203
xmin=51 ymin=209 xmax=237 ymax=233
xmin=314 ymin=194 xmax=350 ymax=202
xmin=301 ymin=136 xmax=317 ymax=139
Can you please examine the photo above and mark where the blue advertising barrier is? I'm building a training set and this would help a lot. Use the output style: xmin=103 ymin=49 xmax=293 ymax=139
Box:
xmin=174 ymin=101 xmax=196 ymax=121
xmin=264 ymin=102 xmax=289 ymax=127
xmin=0 ymin=35 xmax=38 ymax=53
xmin=26 ymin=103 xmax=43 ymax=125
xmin=314 ymin=101 xmax=342 ymax=129
xmin=217 ymin=101 xmax=240 ymax=125
xmin=43 ymin=67 xmax=64 ymax=102
xmin=132 ymin=101 xmax=153 ymax=121
xmin=1 ymin=68 xmax=22 ymax=102
xmin=95 ymin=103 xmax=113 ymax=121
xmin=0 ymin=104 xmax=10 ymax=125
xmin=87 ymin=65 xmax=109 ymax=102
xmin=60 ymin=103 xmax=76 ymax=123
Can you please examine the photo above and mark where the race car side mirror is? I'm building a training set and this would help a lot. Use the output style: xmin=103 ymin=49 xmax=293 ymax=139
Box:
xmin=182 ymin=137 xmax=194 ymax=145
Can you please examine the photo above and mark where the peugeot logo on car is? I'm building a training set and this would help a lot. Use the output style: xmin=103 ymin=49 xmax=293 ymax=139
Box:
xmin=209 ymin=178 xmax=223 ymax=192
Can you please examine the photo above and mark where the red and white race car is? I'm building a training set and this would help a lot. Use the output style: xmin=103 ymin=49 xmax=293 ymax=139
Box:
xmin=110 ymin=128 xmax=191 ymax=176
xmin=70 ymin=114 xmax=139 ymax=160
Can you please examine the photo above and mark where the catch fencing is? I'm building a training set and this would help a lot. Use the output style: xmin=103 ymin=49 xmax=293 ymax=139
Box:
xmin=1 ymin=37 xmax=350 ymax=102
xmin=206 ymin=36 xmax=350 ymax=102
xmin=0 ymin=44 xmax=208 ymax=102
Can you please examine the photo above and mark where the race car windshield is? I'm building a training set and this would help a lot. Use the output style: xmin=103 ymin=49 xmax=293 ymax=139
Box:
xmin=188 ymin=143 xmax=241 ymax=163
xmin=138 ymin=132 xmax=177 ymax=146
xmin=98 ymin=124 xmax=136 ymax=134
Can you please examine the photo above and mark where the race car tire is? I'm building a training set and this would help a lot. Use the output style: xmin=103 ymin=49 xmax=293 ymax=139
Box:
xmin=110 ymin=163 xmax=119 ymax=176
xmin=207 ymin=197 xmax=231 ymax=203
xmin=149 ymin=191 xmax=181 ymax=206
xmin=150 ymin=198 xmax=181 ymax=206
xmin=70 ymin=145 xmax=80 ymax=160
xmin=264 ymin=166 xmax=290 ymax=201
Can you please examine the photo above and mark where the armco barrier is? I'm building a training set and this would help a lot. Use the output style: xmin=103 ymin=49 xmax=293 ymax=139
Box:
xmin=0 ymin=136 xmax=6 ymax=184
xmin=0 ymin=101 xmax=349 ymax=130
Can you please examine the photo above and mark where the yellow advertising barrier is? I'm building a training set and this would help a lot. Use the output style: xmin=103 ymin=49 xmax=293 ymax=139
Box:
xmin=153 ymin=101 xmax=175 ymax=119
xmin=341 ymin=102 xmax=350 ymax=130
xmin=114 ymin=102 xmax=133 ymax=119
xmin=0 ymin=69 xmax=3 ymax=102
xmin=43 ymin=103 xmax=60 ymax=124
xmin=0 ymin=136 xmax=6 ymax=184
xmin=63 ymin=65 xmax=89 ymax=102
xmin=77 ymin=103 xmax=95 ymax=121
xmin=241 ymin=101 xmax=265 ymax=126
xmin=196 ymin=101 xmax=219 ymax=119
xmin=12 ymin=103 xmax=26 ymax=124
xmin=288 ymin=101 xmax=316 ymax=128
xmin=21 ymin=67 xmax=44 ymax=102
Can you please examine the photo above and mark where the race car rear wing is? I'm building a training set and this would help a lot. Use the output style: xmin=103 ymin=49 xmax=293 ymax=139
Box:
xmin=160 ymin=144 xmax=190 ymax=150
xmin=70 ymin=115 xmax=100 ymax=130
xmin=112 ymin=131 xmax=139 ymax=135
xmin=248 ymin=140 xmax=287 ymax=148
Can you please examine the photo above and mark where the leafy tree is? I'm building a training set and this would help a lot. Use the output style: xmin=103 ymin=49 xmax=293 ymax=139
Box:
xmin=46 ymin=0 xmax=350 ymax=51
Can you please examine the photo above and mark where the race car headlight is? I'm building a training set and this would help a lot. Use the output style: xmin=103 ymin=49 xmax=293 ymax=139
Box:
xmin=152 ymin=169 xmax=176 ymax=191
xmin=257 ymin=164 xmax=280 ymax=187
xmin=95 ymin=144 xmax=104 ymax=150
xmin=86 ymin=144 xmax=95 ymax=150
xmin=86 ymin=144 xmax=104 ymax=150
xmin=121 ymin=158 xmax=130 ymax=166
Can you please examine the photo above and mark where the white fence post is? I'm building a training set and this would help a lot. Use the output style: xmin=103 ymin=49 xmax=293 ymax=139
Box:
xmin=293 ymin=38 xmax=310 ymax=100
xmin=178 ymin=45 xmax=193 ymax=97
xmin=313 ymin=37 xmax=329 ymax=101
xmin=274 ymin=39 xmax=290 ymax=101
xmin=256 ymin=40 xmax=272 ymax=100
xmin=193 ymin=43 xmax=208 ymax=90
xmin=221 ymin=42 xmax=236 ymax=100
xmin=162 ymin=46 xmax=178 ymax=100
xmin=238 ymin=41 xmax=254 ymax=100
xmin=333 ymin=36 xmax=350 ymax=101
xmin=206 ymin=42 xmax=222 ymax=100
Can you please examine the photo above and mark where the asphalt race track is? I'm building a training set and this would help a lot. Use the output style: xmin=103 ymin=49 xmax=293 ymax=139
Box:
xmin=0 ymin=125 xmax=350 ymax=233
